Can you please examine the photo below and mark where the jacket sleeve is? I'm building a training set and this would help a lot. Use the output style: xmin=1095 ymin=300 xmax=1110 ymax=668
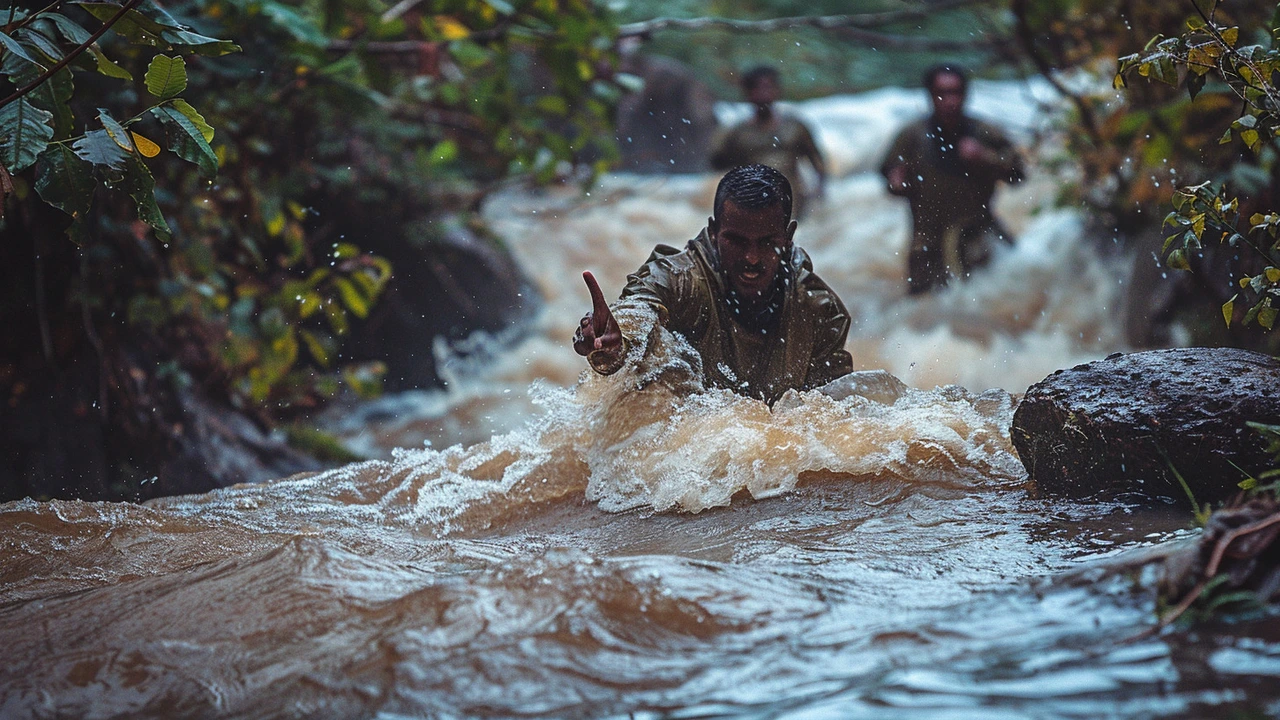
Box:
xmin=978 ymin=122 xmax=1024 ymax=184
xmin=803 ymin=290 xmax=854 ymax=390
xmin=879 ymin=123 xmax=917 ymax=179
xmin=588 ymin=247 xmax=707 ymax=376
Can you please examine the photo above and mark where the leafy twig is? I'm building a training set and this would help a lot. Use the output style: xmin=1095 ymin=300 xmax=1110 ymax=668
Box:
xmin=0 ymin=0 xmax=146 ymax=110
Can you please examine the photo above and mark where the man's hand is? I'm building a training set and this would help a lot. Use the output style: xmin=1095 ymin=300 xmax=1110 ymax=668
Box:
xmin=573 ymin=271 xmax=623 ymax=361
xmin=958 ymin=136 xmax=996 ymax=165
xmin=885 ymin=164 xmax=912 ymax=197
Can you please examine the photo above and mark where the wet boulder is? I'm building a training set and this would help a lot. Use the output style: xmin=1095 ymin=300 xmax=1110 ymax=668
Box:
xmin=1011 ymin=348 xmax=1280 ymax=504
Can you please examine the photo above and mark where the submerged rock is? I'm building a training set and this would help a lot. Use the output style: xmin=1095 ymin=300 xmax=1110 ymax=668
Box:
xmin=1011 ymin=348 xmax=1280 ymax=503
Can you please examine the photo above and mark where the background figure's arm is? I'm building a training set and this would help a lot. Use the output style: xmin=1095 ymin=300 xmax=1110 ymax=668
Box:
xmin=879 ymin=127 xmax=916 ymax=197
xmin=961 ymin=125 xmax=1024 ymax=183
xmin=797 ymin=121 xmax=826 ymax=195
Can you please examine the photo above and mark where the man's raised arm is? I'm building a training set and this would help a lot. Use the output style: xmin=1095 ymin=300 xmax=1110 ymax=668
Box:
xmin=573 ymin=271 xmax=626 ymax=374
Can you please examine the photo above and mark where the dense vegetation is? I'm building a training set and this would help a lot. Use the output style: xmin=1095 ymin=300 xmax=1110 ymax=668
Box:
xmin=0 ymin=0 xmax=620 ymax=500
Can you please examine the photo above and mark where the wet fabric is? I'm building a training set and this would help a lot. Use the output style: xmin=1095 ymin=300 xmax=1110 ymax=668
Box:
xmin=710 ymin=116 xmax=823 ymax=215
xmin=880 ymin=115 xmax=1023 ymax=293
xmin=588 ymin=230 xmax=853 ymax=404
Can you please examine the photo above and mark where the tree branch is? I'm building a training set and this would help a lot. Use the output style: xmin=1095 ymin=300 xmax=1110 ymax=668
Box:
xmin=617 ymin=0 xmax=990 ymax=38
xmin=338 ymin=1 xmax=1000 ymax=54
xmin=0 ymin=0 xmax=146 ymax=110
xmin=1010 ymin=0 xmax=1101 ymax=143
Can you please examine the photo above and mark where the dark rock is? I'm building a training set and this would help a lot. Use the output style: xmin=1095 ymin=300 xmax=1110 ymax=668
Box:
xmin=1011 ymin=348 xmax=1280 ymax=504
xmin=615 ymin=52 xmax=719 ymax=173
xmin=342 ymin=214 xmax=538 ymax=391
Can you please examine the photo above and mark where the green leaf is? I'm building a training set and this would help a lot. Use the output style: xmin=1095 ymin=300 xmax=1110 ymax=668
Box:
xmin=159 ymin=28 xmax=240 ymax=57
xmin=260 ymin=1 xmax=329 ymax=46
xmin=3 ymin=47 xmax=74 ymax=138
xmin=89 ymin=46 xmax=133 ymax=80
xmin=1166 ymin=248 xmax=1190 ymax=271
xmin=0 ymin=30 xmax=43 ymax=68
xmin=0 ymin=98 xmax=53 ymax=173
xmin=151 ymin=105 xmax=217 ymax=177
xmin=78 ymin=3 xmax=166 ymax=45
xmin=1223 ymin=295 xmax=1236 ymax=328
xmin=145 ymin=54 xmax=187 ymax=99
xmin=73 ymin=129 xmax=128 ymax=169
xmin=33 ymin=143 xmax=93 ymax=242
xmin=45 ymin=13 xmax=92 ymax=45
xmin=80 ymin=4 xmax=241 ymax=56
xmin=169 ymin=99 xmax=213 ymax=143
xmin=114 ymin=153 xmax=171 ymax=241
xmin=17 ymin=27 xmax=62 ymax=62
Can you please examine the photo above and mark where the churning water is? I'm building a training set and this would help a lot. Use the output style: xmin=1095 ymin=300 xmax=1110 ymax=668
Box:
xmin=4 ymin=81 xmax=1280 ymax=719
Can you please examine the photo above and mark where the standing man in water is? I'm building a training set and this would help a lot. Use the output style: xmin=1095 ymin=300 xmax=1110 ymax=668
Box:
xmin=572 ymin=164 xmax=852 ymax=405
xmin=710 ymin=66 xmax=826 ymax=219
xmin=880 ymin=64 xmax=1024 ymax=294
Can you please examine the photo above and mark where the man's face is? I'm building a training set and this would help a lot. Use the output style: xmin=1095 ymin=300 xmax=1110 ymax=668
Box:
xmin=746 ymin=76 xmax=780 ymax=108
xmin=929 ymin=72 xmax=966 ymax=128
xmin=709 ymin=200 xmax=796 ymax=303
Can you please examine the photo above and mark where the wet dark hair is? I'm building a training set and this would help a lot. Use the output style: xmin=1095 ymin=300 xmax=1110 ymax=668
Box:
xmin=922 ymin=63 xmax=969 ymax=93
xmin=713 ymin=164 xmax=793 ymax=224
xmin=740 ymin=65 xmax=780 ymax=93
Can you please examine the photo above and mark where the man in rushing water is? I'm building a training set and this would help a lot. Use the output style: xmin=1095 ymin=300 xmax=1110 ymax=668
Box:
xmin=572 ymin=164 xmax=852 ymax=404
xmin=880 ymin=64 xmax=1024 ymax=294
xmin=709 ymin=66 xmax=826 ymax=219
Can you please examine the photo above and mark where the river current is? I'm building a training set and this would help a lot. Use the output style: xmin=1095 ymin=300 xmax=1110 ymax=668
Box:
xmin=4 ymin=81 xmax=1280 ymax=719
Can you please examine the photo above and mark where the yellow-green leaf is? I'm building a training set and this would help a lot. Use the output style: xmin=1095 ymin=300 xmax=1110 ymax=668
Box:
xmin=170 ymin=99 xmax=213 ymax=143
xmin=1191 ymin=213 xmax=1206 ymax=239
xmin=89 ymin=46 xmax=132 ymax=80
xmin=1259 ymin=304 xmax=1277 ymax=330
xmin=1267 ymin=268 xmax=1280 ymax=283
xmin=98 ymin=109 xmax=134 ymax=152
xmin=333 ymin=277 xmax=368 ymax=318
xmin=266 ymin=212 xmax=285 ymax=237
xmin=131 ymin=131 xmax=161 ymax=157
xmin=1221 ymin=27 xmax=1238 ymax=48
xmin=1223 ymin=296 xmax=1235 ymax=327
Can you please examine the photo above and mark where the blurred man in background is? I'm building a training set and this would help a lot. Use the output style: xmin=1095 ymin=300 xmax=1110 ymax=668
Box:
xmin=881 ymin=64 xmax=1024 ymax=294
xmin=710 ymin=67 xmax=826 ymax=219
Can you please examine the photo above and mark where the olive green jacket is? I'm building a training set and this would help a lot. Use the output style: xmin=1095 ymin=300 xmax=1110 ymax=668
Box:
xmin=710 ymin=115 xmax=823 ymax=202
xmin=879 ymin=115 xmax=1023 ymax=241
xmin=588 ymin=230 xmax=853 ymax=404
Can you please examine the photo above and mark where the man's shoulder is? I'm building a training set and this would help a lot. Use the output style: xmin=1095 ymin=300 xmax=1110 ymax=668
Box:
xmin=791 ymin=249 xmax=849 ymax=319
xmin=641 ymin=241 xmax=701 ymax=272
xmin=968 ymin=115 xmax=1014 ymax=143
xmin=893 ymin=116 xmax=931 ymax=139
xmin=631 ymin=239 xmax=712 ymax=290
